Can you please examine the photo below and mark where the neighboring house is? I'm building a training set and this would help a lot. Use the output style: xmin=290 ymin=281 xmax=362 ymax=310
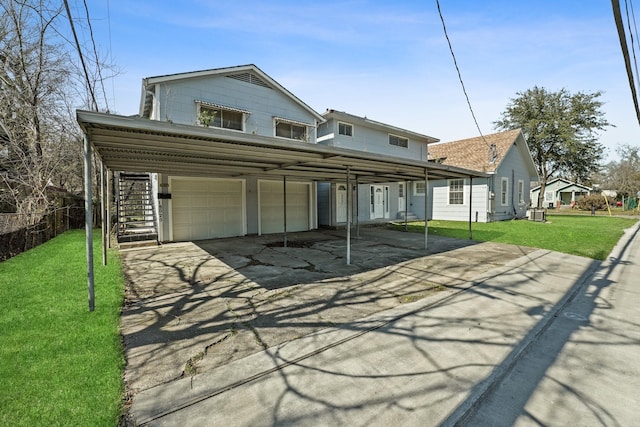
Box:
xmin=530 ymin=178 xmax=592 ymax=208
xmin=425 ymin=129 xmax=539 ymax=222
xmin=139 ymin=64 xmax=326 ymax=241
xmin=316 ymin=109 xmax=438 ymax=226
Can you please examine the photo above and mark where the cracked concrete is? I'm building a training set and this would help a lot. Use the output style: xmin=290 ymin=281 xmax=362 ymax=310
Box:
xmin=119 ymin=227 xmax=536 ymax=397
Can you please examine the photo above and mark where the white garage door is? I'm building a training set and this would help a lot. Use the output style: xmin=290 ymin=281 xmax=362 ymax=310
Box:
xmin=171 ymin=178 xmax=244 ymax=241
xmin=260 ymin=181 xmax=310 ymax=234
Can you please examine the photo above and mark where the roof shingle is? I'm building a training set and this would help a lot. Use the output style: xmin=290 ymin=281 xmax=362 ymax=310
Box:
xmin=428 ymin=129 xmax=522 ymax=173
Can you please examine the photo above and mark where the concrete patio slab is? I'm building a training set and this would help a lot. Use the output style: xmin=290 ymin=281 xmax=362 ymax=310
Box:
xmin=120 ymin=228 xmax=536 ymax=399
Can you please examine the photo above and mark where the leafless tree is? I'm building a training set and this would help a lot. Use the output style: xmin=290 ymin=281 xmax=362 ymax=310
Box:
xmin=0 ymin=0 xmax=109 ymax=224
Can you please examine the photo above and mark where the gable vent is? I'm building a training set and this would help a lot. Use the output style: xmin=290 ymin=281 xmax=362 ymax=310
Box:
xmin=227 ymin=72 xmax=272 ymax=89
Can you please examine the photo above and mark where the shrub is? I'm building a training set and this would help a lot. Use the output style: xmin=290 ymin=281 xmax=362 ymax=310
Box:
xmin=576 ymin=195 xmax=607 ymax=210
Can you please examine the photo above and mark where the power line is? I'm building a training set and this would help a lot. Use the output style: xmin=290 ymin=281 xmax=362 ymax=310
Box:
xmin=612 ymin=0 xmax=640 ymax=125
xmin=625 ymin=0 xmax=640 ymax=100
xmin=435 ymin=0 xmax=492 ymax=151
xmin=63 ymin=0 xmax=99 ymax=112
xmin=82 ymin=0 xmax=109 ymax=112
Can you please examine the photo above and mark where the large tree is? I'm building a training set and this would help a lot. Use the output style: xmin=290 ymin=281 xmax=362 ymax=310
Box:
xmin=0 ymin=0 xmax=103 ymax=222
xmin=602 ymin=144 xmax=640 ymax=200
xmin=494 ymin=86 xmax=611 ymax=208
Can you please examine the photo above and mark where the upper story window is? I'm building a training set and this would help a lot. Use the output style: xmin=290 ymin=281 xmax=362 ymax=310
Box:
xmin=449 ymin=179 xmax=464 ymax=205
xmin=338 ymin=122 xmax=353 ymax=137
xmin=274 ymin=118 xmax=309 ymax=141
xmin=196 ymin=101 xmax=247 ymax=131
xmin=389 ymin=134 xmax=408 ymax=148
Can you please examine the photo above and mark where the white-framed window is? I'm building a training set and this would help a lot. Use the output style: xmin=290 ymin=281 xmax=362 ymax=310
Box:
xmin=518 ymin=180 xmax=525 ymax=205
xmin=389 ymin=134 xmax=408 ymax=148
xmin=274 ymin=118 xmax=308 ymax=141
xmin=414 ymin=181 xmax=425 ymax=195
xmin=544 ymin=191 xmax=554 ymax=202
xmin=399 ymin=182 xmax=405 ymax=198
xmin=448 ymin=179 xmax=464 ymax=205
xmin=196 ymin=102 xmax=246 ymax=131
xmin=338 ymin=122 xmax=353 ymax=137
xmin=501 ymin=177 xmax=509 ymax=206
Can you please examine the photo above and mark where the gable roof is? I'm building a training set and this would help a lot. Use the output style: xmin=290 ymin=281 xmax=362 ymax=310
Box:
xmin=140 ymin=64 xmax=325 ymax=123
xmin=427 ymin=129 xmax=530 ymax=174
xmin=531 ymin=177 xmax=592 ymax=193
xmin=323 ymin=109 xmax=439 ymax=144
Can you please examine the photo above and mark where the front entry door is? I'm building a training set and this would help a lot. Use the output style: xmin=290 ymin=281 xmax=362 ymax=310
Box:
xmin=371 ymin=185 xmax=384 ymax=219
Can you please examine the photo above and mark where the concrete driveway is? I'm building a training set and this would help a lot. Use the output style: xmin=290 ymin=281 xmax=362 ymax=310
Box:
xmin=119 ymin=228 xmax=535 ymax=404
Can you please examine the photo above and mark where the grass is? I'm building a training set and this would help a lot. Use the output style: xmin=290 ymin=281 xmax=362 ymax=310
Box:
xmin=390 ymin=215 xmax=639 ymax=260
xmin=0 ymin=230 xmax=125 ymax=426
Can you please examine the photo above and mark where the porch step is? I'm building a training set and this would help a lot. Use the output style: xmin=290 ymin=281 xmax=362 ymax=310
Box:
xmin=118 ymin=239 xmax=159 ymax=250
xmin=396 ymin=211 xmax=419 ymax=221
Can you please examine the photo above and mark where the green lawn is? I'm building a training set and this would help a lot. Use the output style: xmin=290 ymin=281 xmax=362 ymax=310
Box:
xmin=391 ymin=215 xmax=639 ymax=260
xmin=0 ymin=230 xmax=125 ymax=426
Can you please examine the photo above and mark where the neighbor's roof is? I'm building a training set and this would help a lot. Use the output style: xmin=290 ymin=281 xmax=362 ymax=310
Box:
xmin=428 ymin=129 xmax=523 ymax=174
xmin=140 ymin=64 xmax=325 ymax=123
xmin=323 ymin=109 xmax=439 ymax=143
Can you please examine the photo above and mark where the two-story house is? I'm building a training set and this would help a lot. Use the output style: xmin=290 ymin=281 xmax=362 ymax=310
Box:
xmin=316 ymin=109 xmax=438 ymax=227
xmin=138 ymin=64 xmax=326 ymax=241
xmin=77 ymin=64 xmax=487 ymax=248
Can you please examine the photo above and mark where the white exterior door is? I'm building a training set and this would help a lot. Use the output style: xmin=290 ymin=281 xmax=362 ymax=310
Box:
xmin=336 ymin=183 xmax=347 ymax=223
xmin=371 ymin=185 xmax=384 ymax=219
xmin=170 ymin=178 xmax=245 ymax=241
xmin=398 ymin=182 xmax=406 ymax=213
xmin=259 ymin=180 xmax=311 ymax=234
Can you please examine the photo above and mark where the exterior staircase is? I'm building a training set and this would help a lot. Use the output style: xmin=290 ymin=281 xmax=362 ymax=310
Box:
xmin=117 ymin=172 xmax=158 ymax=244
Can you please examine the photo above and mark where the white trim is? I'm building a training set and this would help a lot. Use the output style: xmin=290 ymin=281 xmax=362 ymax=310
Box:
xmin=168 ymin=176 xmax=246 ymax=241
xmin=338 ymin=121 xmax=354 ymax=137
xmin=196 ymin=102 xmax=247 ymax=132
xmin=448 ymin=178 xmax=465 ymax=205
xmin=518 ymin=179 xmax=525 ymax=205
xmin=501 ymin=177 xmax=509 ymax=206
xmin=413 ymin=181 xmax=426 ymax=196
xmin=389 ymin=133 xmax=409 ymax=148
xmin=273 ymin=116 xmax=314 ymax=128
xmin=195 ymin=100 xmax=251 ymax=115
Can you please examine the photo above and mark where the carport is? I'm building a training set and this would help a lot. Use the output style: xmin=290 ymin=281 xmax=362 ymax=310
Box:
xmin=77 ymin=110 xmax=487 ymax=311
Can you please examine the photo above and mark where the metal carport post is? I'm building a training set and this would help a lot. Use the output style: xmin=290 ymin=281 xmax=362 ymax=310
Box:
xmin=346 ymin=165 xmax=351 ymax=265
xmin=84 ymin=134 xmax=95 ymax=312
xmin=424 ymin=169 xmax=429 ymax=250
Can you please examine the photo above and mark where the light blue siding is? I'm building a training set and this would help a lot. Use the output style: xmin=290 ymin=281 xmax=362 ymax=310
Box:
xmin=155 ymin=75 xmax=318 ymax=141
xmin=318 ymin=119 xmax=428 ymax=160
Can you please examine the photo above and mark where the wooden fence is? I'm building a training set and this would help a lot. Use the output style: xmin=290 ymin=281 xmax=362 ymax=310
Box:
xmin=0 ymin=197 xmax=91 ymax=262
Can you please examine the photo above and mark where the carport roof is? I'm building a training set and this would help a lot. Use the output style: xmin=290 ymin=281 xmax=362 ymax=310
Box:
xmin=77 ymin=110 xmax=488 ymax=183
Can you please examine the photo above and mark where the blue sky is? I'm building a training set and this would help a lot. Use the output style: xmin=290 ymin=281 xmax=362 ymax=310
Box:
xmin=82 ymin=0 xmax=638 ymax=161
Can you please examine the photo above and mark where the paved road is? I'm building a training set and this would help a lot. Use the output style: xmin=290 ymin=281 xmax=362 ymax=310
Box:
xmin=131 ymin=223 xmax=640 ymax=426
xmin=455 ymin=222 xmax=640 ymax=426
